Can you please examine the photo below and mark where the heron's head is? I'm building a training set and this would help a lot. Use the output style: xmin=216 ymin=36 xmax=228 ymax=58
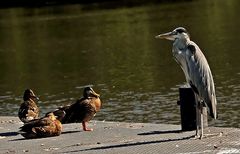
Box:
xmin=155 ymin=27 xmax=189 ymax=41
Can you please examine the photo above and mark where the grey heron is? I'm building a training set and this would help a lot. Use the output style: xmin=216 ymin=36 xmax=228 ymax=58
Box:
xmin=155 ymin=27 xmax=217 ymax=139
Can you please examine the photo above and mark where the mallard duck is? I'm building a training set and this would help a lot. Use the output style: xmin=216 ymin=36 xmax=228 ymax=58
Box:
xmin=18 ymin=89 xmax=40 ymax=123
xmin=53 ymin=87 xmax=101 ymax=131
xmin=19 ymin=112 xmax=62 ymax=139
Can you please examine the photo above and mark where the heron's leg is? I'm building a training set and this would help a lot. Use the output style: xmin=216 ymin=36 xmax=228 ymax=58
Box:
xmin=195 ymin=104 xmax=199 ymax=137
xmin=195 ymin=95 xmax=200 ymax=138
xmin=200 ymin=103 xmax=204 ymax=139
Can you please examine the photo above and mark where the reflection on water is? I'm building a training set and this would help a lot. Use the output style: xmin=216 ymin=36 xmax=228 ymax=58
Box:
xmin=0 ymin=0 xmax=240 ymax=128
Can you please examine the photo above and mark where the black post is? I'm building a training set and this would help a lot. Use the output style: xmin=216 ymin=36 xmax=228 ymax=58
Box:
xmin=177 ymin=85 xmax=208 ymax=131
xmin=178 ymin=85 xmax=196 ymax=131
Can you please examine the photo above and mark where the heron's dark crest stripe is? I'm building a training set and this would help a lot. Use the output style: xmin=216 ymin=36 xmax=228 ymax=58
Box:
xmin=175 ymin=27 xmax=187 ymax=33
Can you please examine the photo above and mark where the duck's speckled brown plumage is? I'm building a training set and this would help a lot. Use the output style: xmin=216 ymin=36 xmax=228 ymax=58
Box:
xmin=19 ymin=112 xmax=62 ymax=139
xmin=53 ymin=87 xmax=101 ymax=131
xmin=18 ymin=89 xmax=39 ymax=123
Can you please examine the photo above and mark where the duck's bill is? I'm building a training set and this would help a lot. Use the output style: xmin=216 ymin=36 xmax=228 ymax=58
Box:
xmin=34 ymin=96 xmax=39 ymax=100
xmin=30 ymin=92 xmax=39 ymax=100
xmin=91 ymin=90 xmax=100 ymax=97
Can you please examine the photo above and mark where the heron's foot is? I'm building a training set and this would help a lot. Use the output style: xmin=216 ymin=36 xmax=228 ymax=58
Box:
xmin=194 ymin=134 xmax=201 ymax=139
xmin=203 ymin=132 xmax=223 ymax=138
xmin=194 ymin=132 xmax=222 ymax=140
xmin=194 ymin=129 xmax=201 ymax=139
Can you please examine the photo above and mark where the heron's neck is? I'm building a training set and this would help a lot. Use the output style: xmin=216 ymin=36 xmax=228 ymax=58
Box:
xmin=173 ymin=37 xmax=190 ymax=50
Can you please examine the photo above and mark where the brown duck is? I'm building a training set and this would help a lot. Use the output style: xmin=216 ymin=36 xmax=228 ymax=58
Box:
xmin=18 ymin=89 xmax=40 ymax=123
xmin=19 ymin=112 xmax=62 ymax=139
xmin=53 ymin=87 xmax=101 ymax=131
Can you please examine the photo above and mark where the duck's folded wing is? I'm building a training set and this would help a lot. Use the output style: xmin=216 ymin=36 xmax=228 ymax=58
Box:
xmin=20 ymin=118 xmax=51 ymax=131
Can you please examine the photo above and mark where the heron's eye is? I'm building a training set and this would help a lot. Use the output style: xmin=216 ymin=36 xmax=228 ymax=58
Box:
xmin=172 ymin=31 xmax=177 ymax=35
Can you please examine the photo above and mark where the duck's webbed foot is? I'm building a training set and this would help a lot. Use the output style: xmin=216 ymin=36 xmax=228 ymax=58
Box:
xmin=82 ymin=121 xmax=93 ymax=131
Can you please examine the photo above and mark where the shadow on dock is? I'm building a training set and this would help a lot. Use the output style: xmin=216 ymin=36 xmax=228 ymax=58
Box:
xmin=64 ymin=134 xmax=195 ymax=153
xmin=0 ymin=132 xmax=19 ymax=137
xmin=138 ymin=130 xmax=182 ymax=136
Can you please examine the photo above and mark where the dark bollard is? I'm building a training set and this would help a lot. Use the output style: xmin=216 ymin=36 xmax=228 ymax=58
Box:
xmin=177 ymin=85 xmax=208 ymax=131
xmin=177 ymin=86 xmax=196 ymax=131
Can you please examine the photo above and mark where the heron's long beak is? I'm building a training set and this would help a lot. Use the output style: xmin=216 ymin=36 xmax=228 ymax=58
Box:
xmin=155 ymin=32 xmax=175 ymax=41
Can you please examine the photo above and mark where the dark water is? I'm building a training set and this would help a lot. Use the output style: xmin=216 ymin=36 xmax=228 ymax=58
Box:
xmin=0 ymin=0 xmax=240 ymax=127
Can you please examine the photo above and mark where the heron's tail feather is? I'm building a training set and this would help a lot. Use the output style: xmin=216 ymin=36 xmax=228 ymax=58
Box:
xmin=209 ymin=95 xmax=217 ymax=119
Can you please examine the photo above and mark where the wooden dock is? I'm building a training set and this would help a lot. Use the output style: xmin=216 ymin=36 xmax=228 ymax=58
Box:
xmin=0 ymin=116 xmax=240 ymax=154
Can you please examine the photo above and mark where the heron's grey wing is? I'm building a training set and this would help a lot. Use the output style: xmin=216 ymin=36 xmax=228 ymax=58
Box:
xmin=186 ymin=42 xmax=217 ymax=119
